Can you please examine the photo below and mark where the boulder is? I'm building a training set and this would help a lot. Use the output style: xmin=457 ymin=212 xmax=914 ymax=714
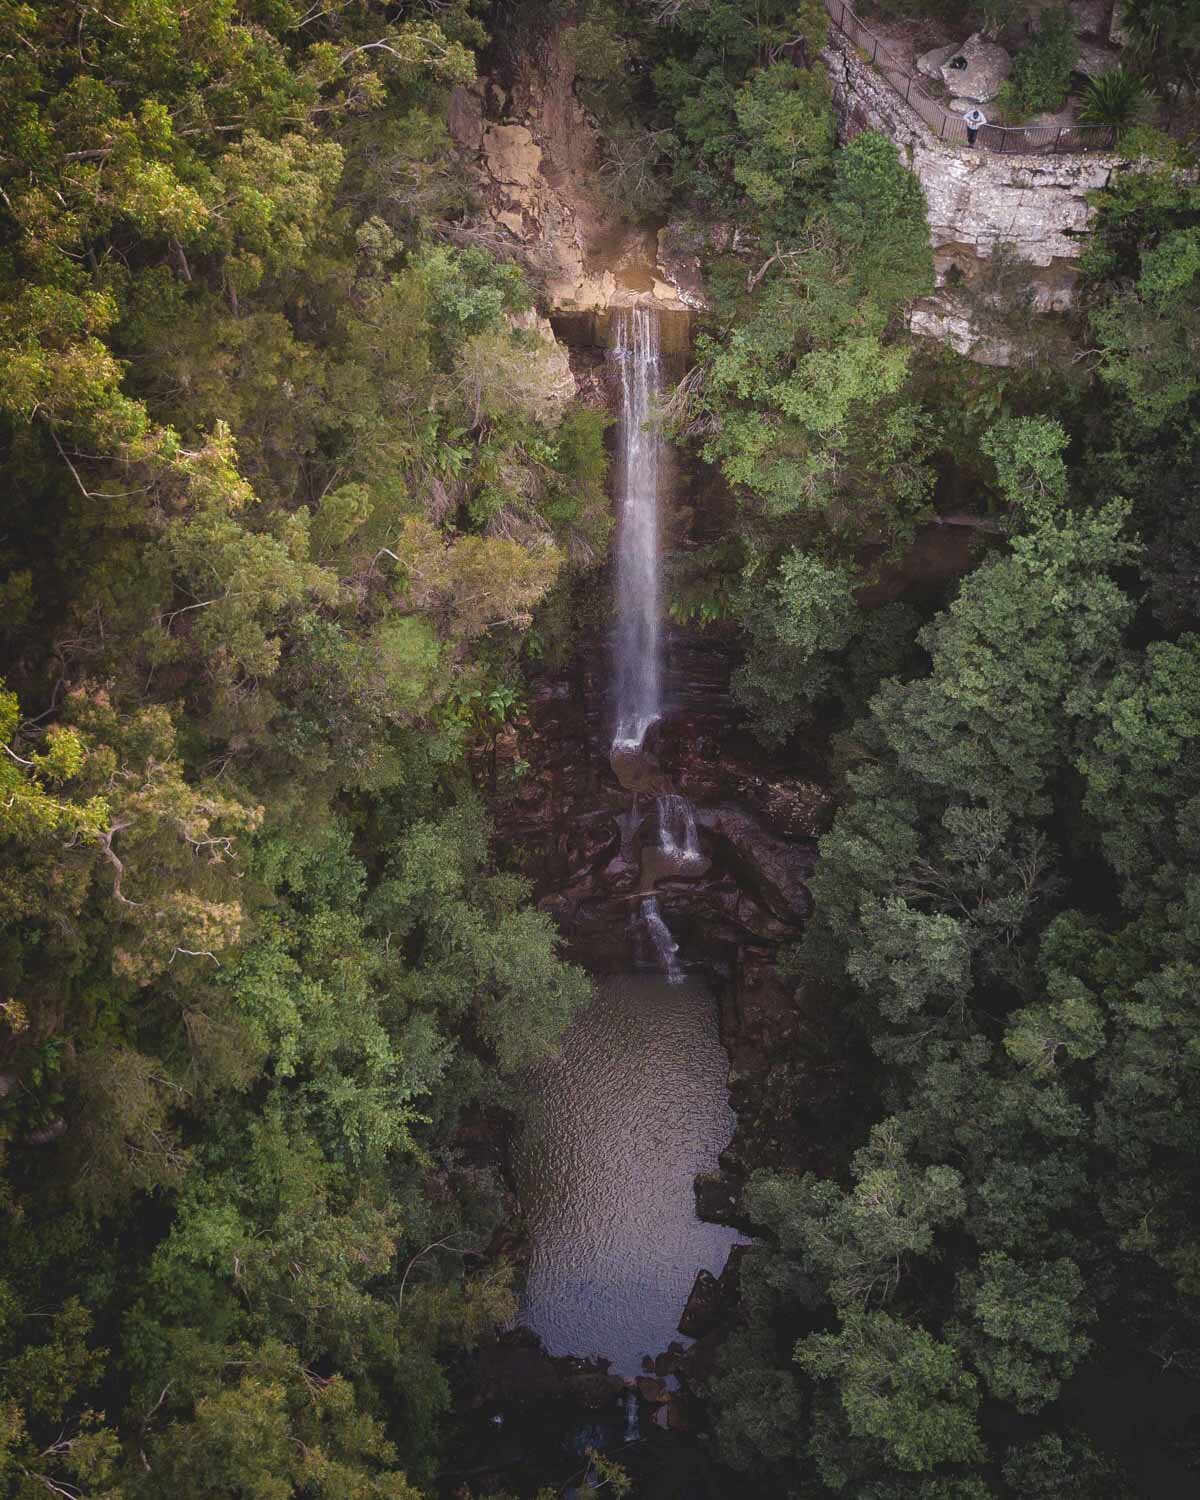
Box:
xmin=655 ymin=219 xmax=707 ymax=310
xmin=482 ymin=122 xmax=543 ymax=187
xmin=636 ymin=1376 xmax=670 ymax=1404
xmin=1066 ymin=0 xmax=1109 ymax=38
xmin=1073 ymin=39 xmax=1120 ymax=78
xmin=678 ymin=1269 xmax=723 ymax=1339
xmin=506 ymin=308 xmax=578 ymax=415
xmin=694 ymin=1170 xmax=743 ymax=1225
xmin=917 ymin=42 xmax=960 ymax=80
xmin=940 ymin=33 xmax=1012 ymax=103
xmin=693 ymin=804 xmax=815 ymax=922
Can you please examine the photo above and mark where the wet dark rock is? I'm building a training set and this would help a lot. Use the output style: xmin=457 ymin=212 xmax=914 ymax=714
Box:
xmin=666 ymin=1390 xmax=700 ymax=1431
xmin=694 ymin=1171 xmax=743 ymax=1226
xmin=636 ymin=1375 xmax=670 ymax=1404
xmin=678 ymin=1270 xmax=722 ymax=1339
xmin=694 ymin=804 xmax=816 ymax=922
xmin=475 ymin=1331 xmax=625 ymax=1408
xmin=678 ymin=1330 xmax=726 ymax=1389
xmin=563 ymin=1368 xmax=625 ymax=1408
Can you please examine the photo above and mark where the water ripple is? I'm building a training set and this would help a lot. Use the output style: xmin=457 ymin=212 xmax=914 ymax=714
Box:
xmin=512 ymin=973 xmax=747 ymax=1375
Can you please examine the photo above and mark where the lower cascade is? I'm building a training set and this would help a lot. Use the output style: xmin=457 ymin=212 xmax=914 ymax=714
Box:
xmin=641 ymin=895 xmax=683 ymax=985
xmin=656 ymin=792 xmax=702 ymax=867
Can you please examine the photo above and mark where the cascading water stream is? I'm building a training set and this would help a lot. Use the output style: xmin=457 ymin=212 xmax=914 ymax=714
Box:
xmin=509 ymin=305 xmax=749 ymax=1404
xmin=655 ymin=793 xmax=702 ymax=868
xmin=609 ymin=306 xmax=696 ymax=982
xmin=610 ymin=306 xmax=662 ymax=753
xmin=641 ymin=896 xmax=683 ymax=985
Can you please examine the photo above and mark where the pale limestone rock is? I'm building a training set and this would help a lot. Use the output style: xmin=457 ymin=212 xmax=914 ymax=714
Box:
xmin=910 ymin=296 xmax=1013 ymax=364
xmin=940 ymin=33 xmax=1012 ymax=103
xmin=825 ymin=35 xmax=1122 ymax=270
xmin=507 ymin=309 xmax=576 ymax=414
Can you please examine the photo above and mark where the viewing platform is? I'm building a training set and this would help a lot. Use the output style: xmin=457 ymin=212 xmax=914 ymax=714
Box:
xmin=821 ymin=0 xmax=1117 ymax=156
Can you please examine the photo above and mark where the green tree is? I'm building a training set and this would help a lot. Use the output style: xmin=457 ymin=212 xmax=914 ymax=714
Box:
xmin=799 ymin=1310 xmax=984 ymax=1482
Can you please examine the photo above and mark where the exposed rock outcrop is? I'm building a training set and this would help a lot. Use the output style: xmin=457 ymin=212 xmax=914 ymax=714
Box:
xmin=939 ymin=34 xmax=1011 ymax=102
xmin=826 ymin=32 xmax=1121 ymax=268
xmin=447 ymin=33 xmax=696 ymax=314
xmin=822 ymin=28 xmax=1138 ymax=359
xmin=507 ymin=308 xmax=577 ymax=415
xmin=917 ymin=42 xmax=959 ymax=80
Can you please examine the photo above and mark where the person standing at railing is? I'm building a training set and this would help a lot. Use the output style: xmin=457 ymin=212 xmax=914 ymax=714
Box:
xmin=964 ymin=107 xmax=986 ymax=146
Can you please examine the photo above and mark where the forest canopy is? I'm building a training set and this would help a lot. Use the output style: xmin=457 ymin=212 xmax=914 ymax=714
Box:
xmin=2 ymin=0 xmax=1200 ymax=1496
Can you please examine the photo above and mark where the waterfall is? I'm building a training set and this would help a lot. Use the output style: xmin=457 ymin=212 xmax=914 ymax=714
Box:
xmin=610 ymin=306 xmax=688 ymax=983
xmin=610 ymin=306 xmax=663 ymax=752
xmin=641 ymin=896 xmax=683 ymax=985
xmin=656 ymin=793 xmax=702 ymax=866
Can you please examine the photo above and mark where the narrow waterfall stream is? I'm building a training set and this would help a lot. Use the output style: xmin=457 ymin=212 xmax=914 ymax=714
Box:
xmin=513 ymin=303 xmax=746 ymax=1383
xmin=609 ymin=306 xmax=692 ymax=981
xmin=611 ymin=305 xmax=663 ymax=752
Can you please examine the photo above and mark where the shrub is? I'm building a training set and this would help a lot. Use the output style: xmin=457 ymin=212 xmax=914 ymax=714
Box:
xmin=1000 ymin=6 xmax=1078 ymax=118
xmin=1077 ymin=66 xmax=1153 ymax=136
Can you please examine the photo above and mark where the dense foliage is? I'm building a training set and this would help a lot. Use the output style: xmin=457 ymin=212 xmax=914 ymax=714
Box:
xmin=0 ymin=1 xmax=602 ymax=1494
xmin=647 ymin=7 xmax=1200 ymax=1494
xmin=3 ymin=0 xmax=1200 ymax=1496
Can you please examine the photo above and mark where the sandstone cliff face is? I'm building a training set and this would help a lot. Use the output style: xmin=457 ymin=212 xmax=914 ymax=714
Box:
xmin=822 ymin=32 xmax=1134 ymax=356
xmin=448 ymin=30 xmax=694 ymax=314
xmin=824 ymin=33 xmax=1122 ymax=270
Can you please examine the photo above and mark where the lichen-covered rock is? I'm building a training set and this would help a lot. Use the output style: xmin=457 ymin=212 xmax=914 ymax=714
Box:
xmin=917 ymin=42 xmax=960 ymax=79
xmin=939 ymin=33 xmax=1012 ymax=103
xmin=507 ymin=309 xmax=578 ymax=415
xmin=1073 ymin=39 xmax=1120 ymax=77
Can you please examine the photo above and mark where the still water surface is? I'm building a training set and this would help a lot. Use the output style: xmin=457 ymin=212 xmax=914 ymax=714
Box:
xmin=512 ymin=973 xmax=746 ymax=1376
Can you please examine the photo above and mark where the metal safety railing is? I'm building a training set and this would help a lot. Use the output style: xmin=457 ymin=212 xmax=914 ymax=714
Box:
xmin=823 ymin=0 xmax=1117 ymax=155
